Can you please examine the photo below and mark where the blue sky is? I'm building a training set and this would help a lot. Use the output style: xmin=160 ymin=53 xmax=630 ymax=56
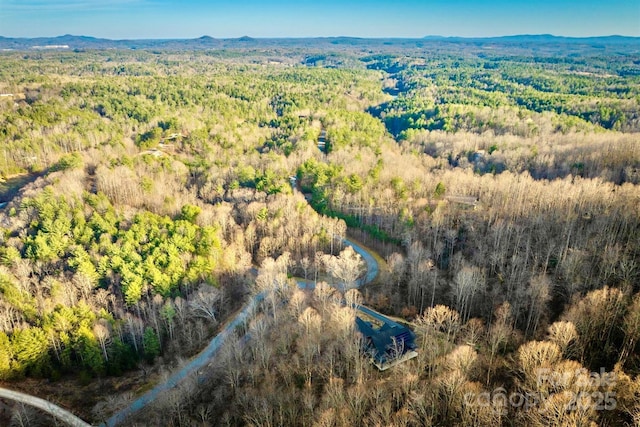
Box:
xmin=0 ymin=0 xmax=638 ymax=39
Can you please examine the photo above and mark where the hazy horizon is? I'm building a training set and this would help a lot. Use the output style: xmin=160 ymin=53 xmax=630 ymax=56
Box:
xmin=0 ymin=0 xmax=638 ymax=39
xmin=2 ymin=33 xmax=639 ymax=41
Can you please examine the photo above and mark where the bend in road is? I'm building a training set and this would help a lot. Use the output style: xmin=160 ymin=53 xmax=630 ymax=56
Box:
xmin=345 ymin=238 xmax=379 ymax=285
xmin=1 ymin=237 xmax=379 ymax=427
xmin=102 ymin=237 xmax=378 ymax=426
xmin=0 ymin=387 xmax=92 ymax=427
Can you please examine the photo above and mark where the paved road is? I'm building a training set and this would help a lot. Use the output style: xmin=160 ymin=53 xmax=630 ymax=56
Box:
xmin=101 ymin=294 xmax=264 ymax=427
xmin=103 ymin=237 xmax=378 ymax=426
xmin=345 ymin=238 xmax=379 ymax=285
xmin=0 ymin=387 xmax=92 ymax=427
xmin=0 ymin=237 xmax=379 ymax=427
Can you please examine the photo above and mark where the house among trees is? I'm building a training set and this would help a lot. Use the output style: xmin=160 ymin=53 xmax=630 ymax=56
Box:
xmin=444 ymin=195 xmax=479 ymax=208
xmin=317 ymin=129 xmax=327 ymax=153
xmin=356 ymin=308 xmax=418 ymax=370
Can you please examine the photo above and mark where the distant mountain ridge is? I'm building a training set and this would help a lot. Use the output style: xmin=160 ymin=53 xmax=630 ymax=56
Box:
xmin=0 ymin=34 xmax=638 ymax=51
xmin=0 ymin=34 xmax=224 ymax=50
xmin=423 ymin=34 xmax=640 ymax=44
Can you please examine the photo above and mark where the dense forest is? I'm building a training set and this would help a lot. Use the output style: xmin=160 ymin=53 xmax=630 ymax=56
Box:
xmin=0 ymin=38 xmax=639 ymax=426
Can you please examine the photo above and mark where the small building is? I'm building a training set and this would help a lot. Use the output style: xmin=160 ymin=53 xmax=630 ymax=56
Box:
xmin=356 ymin=312 xmax=418 ymax=371
xmin=317 ymin=129 xmax=327 ymax=153
xmin=445 ymin=195 xmax=479 ymax=207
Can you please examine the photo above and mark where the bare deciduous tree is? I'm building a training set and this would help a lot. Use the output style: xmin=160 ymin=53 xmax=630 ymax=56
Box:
xmin=524 ymin=274 xmax=551 ymax=337
xmin=299 ymin=307 xmax=322 ymax=337
xmin=619 ymin=293 xmax=640 ymax=366
xmin=323 ymin=246 xmax=365 ymax=291
xmin=387 ymin=252 xmax=406 ymax=292
xmin=487 ymin=302 xmax=514 ymax=385
xmin=420 ymin=304 xmax=461 ymax=342
xmin=517 ymin=340 xmax=562 ymax=390
xmin=313 ymin=281 xmax=335 ymax=315
xmin=256 ymin=252 xmax=293 ymax=322
xmin=547 ymin=321 xmax=578 ymax=358
xmin=563 ymin=286 xmax=626 ymax=364
xmin=446 ymin=345 xmax=478 ymax=378
xmin=189 ymin=284 xmax=224 ymax=324
xmin=462 ymin=318 xmax=485 ymax=347
xmin=344 ymin=288 xmax=362 ymax=309
xmin=288 ymin=289 xmax=307 ymax=318
xmin=452 ymin=265 xmax=484 ymax=323
xmin=93 ymin=319 xmax=111 ymax=362
xmin=300 ymin=256 xmax=311 ymax=280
